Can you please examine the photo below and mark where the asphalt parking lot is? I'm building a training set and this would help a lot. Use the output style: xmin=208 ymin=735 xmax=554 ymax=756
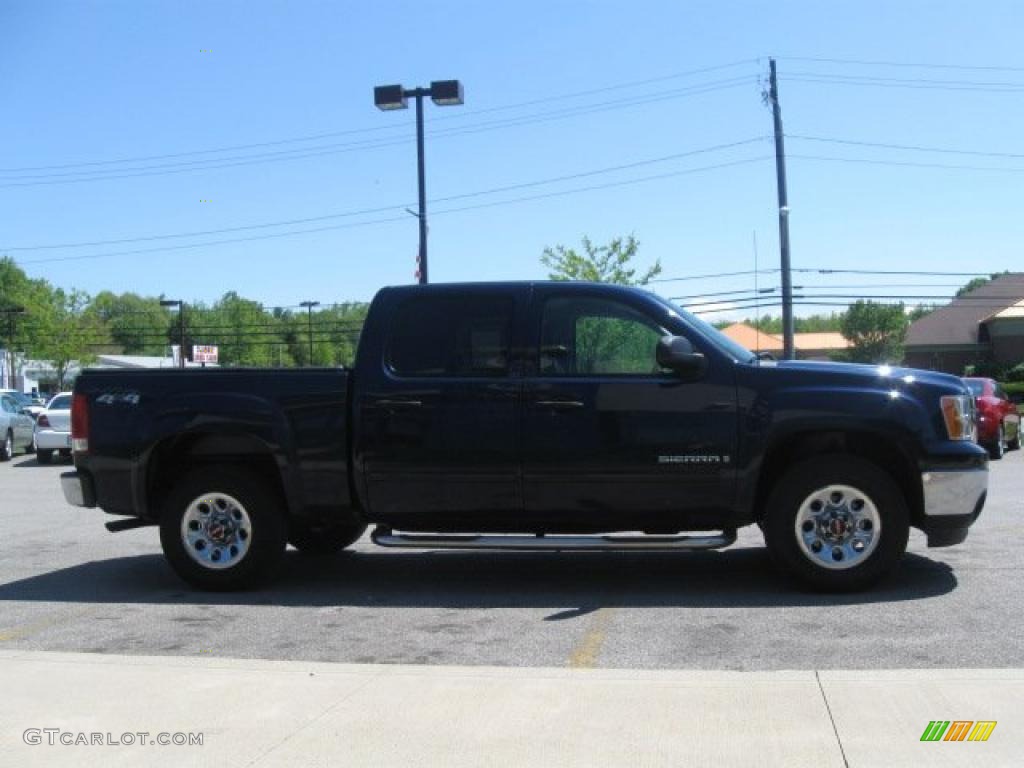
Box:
xmin=0 ymin=449 xmax=1021 ymax=671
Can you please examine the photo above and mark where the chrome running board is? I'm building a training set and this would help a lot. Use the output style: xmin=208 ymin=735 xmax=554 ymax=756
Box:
xmin=370 ymin=527 xmax=736 ymax=551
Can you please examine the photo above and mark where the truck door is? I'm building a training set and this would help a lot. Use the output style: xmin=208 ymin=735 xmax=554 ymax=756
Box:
xmin=520 ymin=287 xmax=738 ymax=530
xmin=357 ymin=289 xmax=524 ymax=523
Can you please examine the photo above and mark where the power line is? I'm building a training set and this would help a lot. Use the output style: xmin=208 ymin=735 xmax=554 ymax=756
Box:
xmin=0 ymin=77 xmax=756 ymax=186
xmin=778 ymin=56 xmax=1024 ymax=73
xmin=790 ymin=154 xmax=1024 ymax=173
xmin=15 ymin=155 xmax=773 ymax=265
xmin=788 ymin=134 xmax=1024 ymax=160
xmin=0 ymin=59 xmax=759 ymax=174
xmin=1 ymin=138 xmax=767 ymax=252
xmin=783 ymin=71 xmax=1024 ymax=92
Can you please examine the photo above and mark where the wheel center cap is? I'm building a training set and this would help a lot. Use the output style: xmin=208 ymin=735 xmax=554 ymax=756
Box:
xmin=207 ymin=516 xmax=233 ymax=544
xmin=827 ymin=517 xmax=847 ymax=537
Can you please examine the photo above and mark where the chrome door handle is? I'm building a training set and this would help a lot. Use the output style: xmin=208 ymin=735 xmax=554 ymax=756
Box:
xmin=535 ymin=399 xmax=584 ymax=408
xmin=374 ymin=399 xmax=422 ymax=407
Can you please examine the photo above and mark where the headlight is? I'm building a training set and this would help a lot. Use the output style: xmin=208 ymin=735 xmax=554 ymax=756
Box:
xmin=940 ymin=395 xmax=977 ymax=441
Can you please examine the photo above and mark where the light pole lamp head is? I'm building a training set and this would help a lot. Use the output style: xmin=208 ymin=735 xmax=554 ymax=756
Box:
xmin=430 ymin=80 xmax=464 ymax=106
xmin=374 ymin=84 xmax=408 ymax=111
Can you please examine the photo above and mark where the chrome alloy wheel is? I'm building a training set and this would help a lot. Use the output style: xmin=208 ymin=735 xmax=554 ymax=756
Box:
xmin=181 ymin=493 xmax=252 ymax=570
xmin=794 ymin=484 xmax=881 ymax=570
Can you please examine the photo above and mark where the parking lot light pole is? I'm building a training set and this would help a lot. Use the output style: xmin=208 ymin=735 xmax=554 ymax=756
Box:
xmin=1 ymin=306 xmax=26 ymax=389
xmin=159 ymin=300 xmax=185 ymax=368
xmin=374 ymin=80 xmax=464 ymax=285
xmin=300 ymin=301 xmax=320 ymax=366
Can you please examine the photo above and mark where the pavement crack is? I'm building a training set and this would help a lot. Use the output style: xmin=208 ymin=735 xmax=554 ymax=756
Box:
xmin=242 ymin=672 xmax=385 ymax=767
xmin=815 ymin=670 xmax=850 ymax=768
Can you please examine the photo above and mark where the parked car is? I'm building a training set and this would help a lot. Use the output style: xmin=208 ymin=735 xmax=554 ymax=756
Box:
xmin=0 ymin=389 xmax=45 ymax=421
xmin=0 ymin=392 xmax=35 ymax=460
xmin=33 ymin=392 xmax=73 ymax=464
xmin=62 ymin=281 xmax=988 ymax=592
xmin=964 ymin=377 xmax=1021 ymax=459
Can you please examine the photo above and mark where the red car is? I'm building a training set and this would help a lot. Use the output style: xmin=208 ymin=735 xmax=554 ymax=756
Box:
xmin=964 ymin=377 xmax=1021 ymax=459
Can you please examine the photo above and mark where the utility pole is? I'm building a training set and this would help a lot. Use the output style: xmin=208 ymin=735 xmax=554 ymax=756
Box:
xmin=768 ymin=58 xmax=795 ymax=359
xmin=1 ymin=307 xmax=26 ymax=389
xmin=300 ymin=301 xmax=320 ymax=366
xmin=414 ymin=90 xmax=428 ymax=285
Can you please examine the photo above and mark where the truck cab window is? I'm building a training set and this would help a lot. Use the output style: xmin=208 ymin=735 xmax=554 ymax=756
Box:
xmin=387 ymin=295 xmax=513 ymax=377
xmin=540 ymin=296 xmax=666 ymax=376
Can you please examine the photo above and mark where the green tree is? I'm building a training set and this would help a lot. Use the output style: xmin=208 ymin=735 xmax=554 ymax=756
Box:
xmin=955 ymin=271 xmax=1010 ymax=297
xmin=199 ymin=292 xmax=282 ymax=367
xmin=34 ymin=289 xmax=111 ymax=388
xmin=540 ymin=235 xmax=661 ymax=285
xmin=86 ymin=291 xmax=172 ymax=355
xmin=839 ymin=300 xmax=909 ymax=364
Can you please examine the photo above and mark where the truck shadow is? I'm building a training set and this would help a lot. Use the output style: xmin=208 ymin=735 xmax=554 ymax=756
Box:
xmin=0 ymin=548 xmax=957 ymax=609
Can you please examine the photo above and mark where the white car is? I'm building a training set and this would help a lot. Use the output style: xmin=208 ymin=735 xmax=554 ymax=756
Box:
xmin=33 ymin=392 xmax=73 ymax=464
xmin=0 ymin=392 xmax=35 ymax=460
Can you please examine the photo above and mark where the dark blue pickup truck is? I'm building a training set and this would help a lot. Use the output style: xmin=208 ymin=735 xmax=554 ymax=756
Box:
xmin=61 ymin=281 xmax=988 ymax=591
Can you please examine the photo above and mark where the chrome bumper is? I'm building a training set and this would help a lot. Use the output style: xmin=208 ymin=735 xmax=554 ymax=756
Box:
xmin=61 ymin=471 xmax=94 ymax=508
xmin=921 ymin=467 xmax=988 ymax=518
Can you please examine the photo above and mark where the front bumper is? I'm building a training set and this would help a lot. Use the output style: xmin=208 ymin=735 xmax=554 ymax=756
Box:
xmin=61 ymin=471 xmax=96 ymax=508
xmin=920 ymin=466 xmax=987 ymax=547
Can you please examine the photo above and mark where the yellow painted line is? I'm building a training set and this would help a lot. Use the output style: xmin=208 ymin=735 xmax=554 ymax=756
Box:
xmin=568 ymin=608 xmax=615 ymax=669
xmin=0 ymin=608 xmax=95 ymax=642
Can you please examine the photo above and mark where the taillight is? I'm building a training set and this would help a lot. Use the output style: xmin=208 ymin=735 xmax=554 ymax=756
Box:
xmin=71 ymin=393 xmax=89 ymax=453
xmin=37 ymin=413 xmax=51 ymax=428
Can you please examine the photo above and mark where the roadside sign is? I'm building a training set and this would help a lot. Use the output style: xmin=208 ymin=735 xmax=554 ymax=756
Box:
xmin=192 ymin=345 xmax=219 ymax=364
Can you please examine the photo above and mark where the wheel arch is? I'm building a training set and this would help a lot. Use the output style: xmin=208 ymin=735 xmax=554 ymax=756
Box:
xmin=143 ymin=431 xmax=290 ymax=521
xmin=753 ymin=430 xmax=923 ymax=527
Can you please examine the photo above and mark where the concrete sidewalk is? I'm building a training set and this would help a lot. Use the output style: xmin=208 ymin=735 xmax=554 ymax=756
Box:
xmin=0 ymin=651 xmax=1019 ymax=767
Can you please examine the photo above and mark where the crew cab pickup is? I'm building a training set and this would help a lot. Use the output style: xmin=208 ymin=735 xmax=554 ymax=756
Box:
xmin=61 ymin=281 xmax=988 ymax=591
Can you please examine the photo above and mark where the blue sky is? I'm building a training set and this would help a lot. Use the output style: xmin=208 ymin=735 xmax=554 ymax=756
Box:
xmin=1 ymin=1 xmax=1022 ymax=318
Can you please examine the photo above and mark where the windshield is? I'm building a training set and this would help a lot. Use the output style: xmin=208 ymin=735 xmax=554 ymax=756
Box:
xmin=649 ymin=293 xmax=755 ymax=362
xmin=964 ymin=379 xmax=985 ymax=396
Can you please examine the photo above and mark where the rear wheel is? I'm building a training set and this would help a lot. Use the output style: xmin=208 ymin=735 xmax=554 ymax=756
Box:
xmin=36 ymin=449 xmax=53 ymax=464
xmin=1006 ymin=422 xmax=1020 ymax=451
xmin=288 ymin=520 xmax=366 ymax=555
xmin=159 ymin=466 xmax=287 ymax=590
xmin=762 ymin=455 xmax=909 ymax=591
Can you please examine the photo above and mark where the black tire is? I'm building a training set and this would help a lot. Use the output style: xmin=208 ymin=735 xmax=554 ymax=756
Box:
xmin=36 ymin=449 xmax=53 ymax=464
xmin=288 ymin=520 xmax=366 ymax=555
xmin=986 ymin=425 xmax=1005 ymax=460
xmin=0 ymin=431 xmax=12 ymax=461
xmin=762 ymin=455 xmax=909 ymax=592
xmin=159 ymin=465 xmax=287 ymax=590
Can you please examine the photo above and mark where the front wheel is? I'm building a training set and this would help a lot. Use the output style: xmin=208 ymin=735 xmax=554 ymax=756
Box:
xmin=762 ymin=455 xmax=909 ymax=591
xmin=159 ymin=466 xmax=287 ymax=590
xmin=0 ymin=431 xmax=12 ymax=461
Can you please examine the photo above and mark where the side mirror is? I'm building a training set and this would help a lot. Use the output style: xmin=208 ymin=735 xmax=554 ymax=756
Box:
xmin=656 ymin=335 xmax=707 ymax=377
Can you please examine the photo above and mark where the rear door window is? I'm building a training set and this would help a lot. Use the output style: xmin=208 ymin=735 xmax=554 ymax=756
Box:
xmin=387 ymin=295 xmax=514 ymax=378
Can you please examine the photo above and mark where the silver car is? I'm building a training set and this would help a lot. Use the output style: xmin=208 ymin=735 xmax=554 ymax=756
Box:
xmin=33 ymin=392 xmax=73 ymax=464
xmin=0 ymin=393 xmax=34 ymax=460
